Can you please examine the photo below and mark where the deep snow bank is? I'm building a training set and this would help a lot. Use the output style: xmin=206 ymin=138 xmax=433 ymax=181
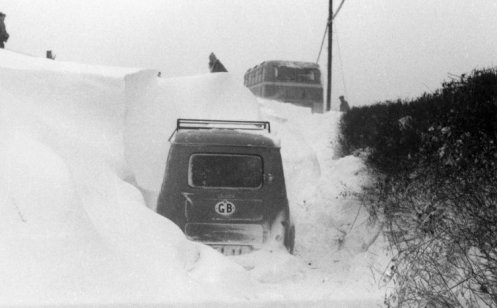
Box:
xmin=0 ymin=49 xmax=388 ymax=306
xmin=0 ymin=50 xmax=254 ymax=305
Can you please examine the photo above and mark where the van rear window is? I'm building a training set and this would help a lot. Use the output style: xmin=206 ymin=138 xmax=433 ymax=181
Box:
xmin=189 ymin=154 xmax=262 ymax=188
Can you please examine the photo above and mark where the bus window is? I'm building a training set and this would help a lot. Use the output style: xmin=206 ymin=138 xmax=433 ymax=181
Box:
xmin=297 ymin=69 xmax=316 ymax=82
xmin=276 ymin=67 xmax=296 ymax=81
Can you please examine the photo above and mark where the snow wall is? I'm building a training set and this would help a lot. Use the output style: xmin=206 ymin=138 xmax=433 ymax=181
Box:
xmin=0 ymin=50 xmax=254 ymax=306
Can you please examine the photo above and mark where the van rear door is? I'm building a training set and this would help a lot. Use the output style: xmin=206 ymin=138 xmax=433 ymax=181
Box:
xmin=183 ymin=151 xmax=269 ymax=246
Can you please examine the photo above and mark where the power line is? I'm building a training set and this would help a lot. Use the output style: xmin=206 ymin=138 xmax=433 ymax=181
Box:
xmin=334 ymin=0 xmax=347 ymax=20
xmin=315 ymin=24 xmax=328 ymax=63
xmin=315 ymin=0 xmax=347 ymax=63
xmin=335 ymin=26 xmax=348 ymax=97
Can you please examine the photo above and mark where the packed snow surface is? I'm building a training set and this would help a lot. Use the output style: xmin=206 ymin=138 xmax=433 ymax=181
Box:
xmin=0 ymin=49 xmax=388 ymax=307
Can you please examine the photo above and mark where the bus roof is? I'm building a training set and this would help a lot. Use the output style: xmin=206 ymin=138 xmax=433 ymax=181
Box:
xmin=264 ymin=60 xmax=320 ymax=69
xmin=246 ymin=60 xmax=320 ymax=73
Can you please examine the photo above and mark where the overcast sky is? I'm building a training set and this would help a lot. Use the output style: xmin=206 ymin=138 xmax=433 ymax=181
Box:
xmin=2 ymin=0 xmax=497 ymax=108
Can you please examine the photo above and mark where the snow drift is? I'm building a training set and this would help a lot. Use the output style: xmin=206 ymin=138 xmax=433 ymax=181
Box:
xmin=0 ymin=49 xmax=388 ymax=306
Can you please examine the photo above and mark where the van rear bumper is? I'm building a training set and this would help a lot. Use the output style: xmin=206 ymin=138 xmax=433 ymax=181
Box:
xmin=210 ymin=245 xmax=253 ymax=255
xmin=185 ymin=223 xmax=264 ymax=247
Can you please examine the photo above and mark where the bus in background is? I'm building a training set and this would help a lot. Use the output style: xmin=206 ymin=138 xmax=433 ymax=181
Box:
xmin=244 ymin=61 xmax=323 ymax=112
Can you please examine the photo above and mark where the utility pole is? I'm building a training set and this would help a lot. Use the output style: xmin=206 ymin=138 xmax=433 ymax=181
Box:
xmin=326 ymin=0 xmax=333 ymax=112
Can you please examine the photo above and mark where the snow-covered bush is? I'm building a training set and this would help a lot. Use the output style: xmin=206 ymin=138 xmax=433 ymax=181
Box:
xmin=341 ymin=68 xmax=497 ymax=307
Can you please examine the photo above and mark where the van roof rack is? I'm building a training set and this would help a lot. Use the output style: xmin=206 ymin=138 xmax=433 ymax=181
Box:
xmin=169 ymin=118 xmax=271 ymax=141
xmin=178 ymin=118 xmax=270 ymax=132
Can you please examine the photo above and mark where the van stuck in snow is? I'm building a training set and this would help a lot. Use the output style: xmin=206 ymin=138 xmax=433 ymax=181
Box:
xmin=156 ymin=119 xmax=295 ymax=255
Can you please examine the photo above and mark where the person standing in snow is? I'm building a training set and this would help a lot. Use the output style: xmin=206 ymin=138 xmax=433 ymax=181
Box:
xmin=208 ymin=52 xmax=228 ymax=73
xmin=339 ymin=95 xmax=350 ymax=112
xmin=0 ymin=12 xmax=9 ymax=48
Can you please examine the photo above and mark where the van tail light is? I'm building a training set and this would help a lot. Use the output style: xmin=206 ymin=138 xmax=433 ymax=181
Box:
xmin=267 ymin=212 xmax=286 ymax=249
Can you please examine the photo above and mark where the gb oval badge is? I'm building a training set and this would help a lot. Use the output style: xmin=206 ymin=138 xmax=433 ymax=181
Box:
xmin=214 ymin=200 xmax=236 ymax=216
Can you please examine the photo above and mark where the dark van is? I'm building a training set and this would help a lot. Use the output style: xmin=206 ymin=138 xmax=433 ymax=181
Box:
xmin=156 ymin=119 xmax=294 ymax=255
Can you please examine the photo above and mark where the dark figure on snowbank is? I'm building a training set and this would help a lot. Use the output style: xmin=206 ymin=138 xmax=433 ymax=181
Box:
xmin=0 ymin=12 xmax=9 ymax=48
xmin=339 ymin=95 xmax=350 ymax=112
xmin=208 ymin=52 xmax=228 ymax=73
